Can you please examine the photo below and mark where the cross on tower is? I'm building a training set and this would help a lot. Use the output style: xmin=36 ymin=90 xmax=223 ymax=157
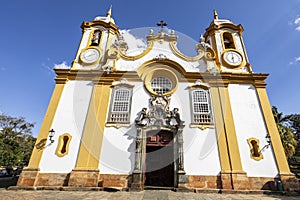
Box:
xmin=157 ymin=20 xmax=167 ymax=31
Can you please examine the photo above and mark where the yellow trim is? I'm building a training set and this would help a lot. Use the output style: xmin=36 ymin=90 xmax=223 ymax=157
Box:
xmin=137 ymin=60 xmax=185 ymax=80
xmin=55 ymin=133 xmax=72 ymax=157
xmin=256 ymin=87 xmax=291 ymax=174
xmin=81 ymin=21 xmax=119 ymax=34
xmin=210 ymin=87 xmax=231 ymax=172
xmin=144 ymin=68 xmax=178 ymax=96
xmin=207 ymin=33 xmax=221 ymax=68
xmin=238 ymin=34 xmax=252 ymax=72
xmin=88 ymin=29 xmax=104 ymax=47
xmin=189 ymin=124 xmax=215 ymax=130
xmin=211 ymin=86 xmax=245 ymax=173
xmin=54 ymin=68 xmax=268 ymax=88
xmin=221 ymin=31 xmax=237 ymax=50
xmin=169 ymin=41 xmax=205 ymax=62
xmin=247 ymin=137 xmax=263 ymax=161
xmin=119 ymin=41 xmax=154 ymax=60
xmin=71 ymin=29 xmax=87 ymax=69
xmin=75 ymin=84 xmax=111 ymax=169
xmin=218 ymin=86 xmax=244 ymax=172
xmin=28 ymin=83 xmax=66 ymax=168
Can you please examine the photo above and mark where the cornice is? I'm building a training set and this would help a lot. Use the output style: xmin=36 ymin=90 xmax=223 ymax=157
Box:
xmin=54 ymin=69 xmax=268 ymax=87
xmin=81 ymin=21 xmax=119 ymax=35
xmin=204 ymin=23 xmax=244 ymax=38
xmin=54 ymin=69 xmax=141 ymax=84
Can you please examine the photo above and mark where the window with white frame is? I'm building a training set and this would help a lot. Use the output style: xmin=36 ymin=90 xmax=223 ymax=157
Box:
xmin=190 ymin=89 xmax=212 ymax=125
xmin=107 ymin=87 xmax=132 ymax=124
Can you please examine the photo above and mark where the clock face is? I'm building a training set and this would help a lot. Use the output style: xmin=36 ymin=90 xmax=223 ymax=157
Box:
xmin=80 ymin=48 xmax=100 ymax=64
xmin=223 ymin=51 xmax=242 ymax=67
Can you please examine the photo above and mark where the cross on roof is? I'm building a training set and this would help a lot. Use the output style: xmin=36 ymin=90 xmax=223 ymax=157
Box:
xmin=157 ymin=20 xmax=167 ymax=31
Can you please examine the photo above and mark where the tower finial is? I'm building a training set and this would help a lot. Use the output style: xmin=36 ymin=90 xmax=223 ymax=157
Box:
xmin=107 ymin=5 xmax=112 ymax=17
xmin=213 ymin=9 xmax=219 ymax=20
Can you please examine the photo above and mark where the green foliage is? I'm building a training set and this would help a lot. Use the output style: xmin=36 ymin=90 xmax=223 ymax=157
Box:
xmin=285 ymin=114 xmax=300 ymax=140
xmin=0 ymin=114 xmax=36 ymax=166
xmin=272 ymin=106 xmax=298 ymax=159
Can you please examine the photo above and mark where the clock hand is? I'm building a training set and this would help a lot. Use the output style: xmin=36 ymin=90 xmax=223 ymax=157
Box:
xmin=231 ymin=53 xmax=235 ymax=62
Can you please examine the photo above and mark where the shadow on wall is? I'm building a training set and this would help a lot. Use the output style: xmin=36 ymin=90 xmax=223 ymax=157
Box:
xmin=261 ymin=180 xmax=277 ymax=191
xmin=0 ymin=176 xmax=19 ymax=188
xmin=124 ymin=126 xmax=137 ymax=174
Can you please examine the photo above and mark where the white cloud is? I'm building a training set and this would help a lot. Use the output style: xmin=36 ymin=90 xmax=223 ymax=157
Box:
xmin=53 ymin=61 xmax=70 ymax=69
xmin=294 ymin=17 xmax=300 ymax=31
xmin=120 ymin=29 xmax=147 ymax=56
xmin=289 ymin=56 xmax=300 ymax=65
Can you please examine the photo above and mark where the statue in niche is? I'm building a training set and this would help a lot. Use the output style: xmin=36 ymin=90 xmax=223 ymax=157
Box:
xmin=91 ymin=30 xmax=101 ymax=46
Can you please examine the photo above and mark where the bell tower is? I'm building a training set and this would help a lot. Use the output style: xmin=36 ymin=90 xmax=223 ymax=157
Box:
xmin=204 ymin=10 xmax=252 ymax=73
xmin=71 ymin=6 xmax=119 ymax=70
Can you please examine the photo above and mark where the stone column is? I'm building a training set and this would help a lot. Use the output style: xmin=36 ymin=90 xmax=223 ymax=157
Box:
xmin=176 ymin=126 xmax=188 ymax=190
xmin=177 ymin=127 xmax=185 ymax=173
xmin=131 ymin=128 xmax=144 ymax=191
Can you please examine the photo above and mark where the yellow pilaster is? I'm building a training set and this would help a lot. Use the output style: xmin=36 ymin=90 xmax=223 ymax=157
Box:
xmin=256 ymin=87 xmax=291 ymax=175
xmin=211 ymin=86 xmax=244 ymax=172
xmin=28 ymin=83 xmax=66 ymax=168
xmin=75 ymin=83 xmax=111 ymax=169
xmin=210 ymin=87 xmax=231 ymax=172
xmin=218 ymin=86 xmax=244 ymax=172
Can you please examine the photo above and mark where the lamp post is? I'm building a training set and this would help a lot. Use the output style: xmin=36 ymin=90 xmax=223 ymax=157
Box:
xmin=260 ymin=133 xmax=271 ymax=152
xmin=49 ymin=129 xmax=55 ymax=144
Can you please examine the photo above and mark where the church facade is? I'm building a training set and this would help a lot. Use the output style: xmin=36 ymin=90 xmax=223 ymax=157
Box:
xmin=17 ymin=8 xmax=297 ymax=191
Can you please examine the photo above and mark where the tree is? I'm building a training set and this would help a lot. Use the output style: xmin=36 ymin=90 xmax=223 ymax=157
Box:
xmin=0 ymin=114 xmax=36 ymax=166
xmin=272 ymin=106 xmax=298 ymax=159
xmin=284 ymin=114 xmax=300 ymax=140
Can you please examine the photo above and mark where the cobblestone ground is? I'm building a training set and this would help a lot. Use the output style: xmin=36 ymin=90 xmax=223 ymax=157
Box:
xmin=0 ymin=189 xmax=300 ymax=200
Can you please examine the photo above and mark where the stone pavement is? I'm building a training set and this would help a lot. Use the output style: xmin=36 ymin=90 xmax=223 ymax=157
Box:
xmin=0 ymin=189 xmax=300 ymax=200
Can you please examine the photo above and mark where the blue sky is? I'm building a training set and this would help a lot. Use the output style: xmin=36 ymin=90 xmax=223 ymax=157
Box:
xmin=0 ymin=0 xmax=300 ymax=137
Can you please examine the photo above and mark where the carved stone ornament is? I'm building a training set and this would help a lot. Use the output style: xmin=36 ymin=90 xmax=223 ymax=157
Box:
xmin=135 ymin=95 xmax=184 ymax=128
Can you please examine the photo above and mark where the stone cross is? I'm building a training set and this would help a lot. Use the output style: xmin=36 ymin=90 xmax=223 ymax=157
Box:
xmin=157 ymin=20 xmax=167 ymax=31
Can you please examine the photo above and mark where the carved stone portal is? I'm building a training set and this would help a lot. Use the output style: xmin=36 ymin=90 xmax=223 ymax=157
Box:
xmin=135 ymin=95 xmax=184 ymax=128
xmin=132 ymin=95 xmax=186 ymax=190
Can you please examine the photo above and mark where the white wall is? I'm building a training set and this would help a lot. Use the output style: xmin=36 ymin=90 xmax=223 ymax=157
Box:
xmin=228 ymin=84 xmax=278 ymax=177
xmin=99 ymin=82 xmax=146 ymax=174
xmin=99 ymin=82 xmax=221 ymax=176
xmin=39 ymin=81 xmax=93 ymax=173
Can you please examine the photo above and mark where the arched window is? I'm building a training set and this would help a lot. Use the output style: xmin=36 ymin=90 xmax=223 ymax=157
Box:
xmin=107 ymin=85 xmax=133 ymax=125
xmin=190 ymin=89 xmax=213 ymax=125
xmin=91 ymin=30 xmax=102 ymax=46
xmin=223 ymin=32 xmax=235 ymax=49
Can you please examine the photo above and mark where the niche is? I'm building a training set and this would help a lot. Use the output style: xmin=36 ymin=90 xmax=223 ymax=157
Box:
xmin=247 ymin=137 xmax=263 ymax=161
xmin=55 ymin=133 xmax=72 ymax=157
xmin=222 ymin=32 xmax=235 ymax=49
xmin=90 ymin=30 xmax=102 ymax=46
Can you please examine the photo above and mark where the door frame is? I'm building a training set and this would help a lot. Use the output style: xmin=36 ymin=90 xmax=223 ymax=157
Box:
xmin=131 ymin=126 xmax=185 ymax=190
